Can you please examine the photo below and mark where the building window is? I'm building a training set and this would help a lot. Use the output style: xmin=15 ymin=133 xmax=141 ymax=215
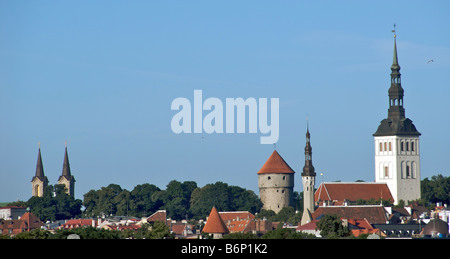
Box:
xmin=384 ymin=142 xmax=387 ymax=151
xmin=401 ymin=161 xmax=405 ymax=179
xmin=384 ymin=166 xmax=389 ymax=178
xmin=406 ymin=142 xmax=409 ymax=151
xmin=406 ymin=165 xmax=410 ymax=178
xmin=401 ymin=141 xmax=404 ymax=152
xmin=379 ymin=142 xmax=383 ymax=152
xmin=411 ymin=141 xmax=415 ymax=152
xmin=389 ymin=142 xmax=392 ymax=151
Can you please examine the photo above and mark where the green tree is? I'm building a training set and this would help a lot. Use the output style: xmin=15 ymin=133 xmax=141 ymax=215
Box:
xmin=315 ymin=214 xmax=350 ymax=239
xmin=83 ymin=184 xmax=123 ymax=217
xmin=131 ymin=183 xmax=162 ymax=217
xmin=27 ymin=185 xmax=82 ymax=221
xmin=189 ymin=182 xmax=262 ymax=219
xmin=261 ymin=227 xmax=315 ymax=239
xmin=161 ymin=180 xmax=197 ymax=220
xmin=421 ymin=174 xmax=450 ymax=205
xmin=14 ymin=228 xmax=51 ymax=239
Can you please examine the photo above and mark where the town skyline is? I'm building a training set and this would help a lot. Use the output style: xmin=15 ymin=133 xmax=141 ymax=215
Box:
xmin=1 ymin=1 xmax=450 ymax=202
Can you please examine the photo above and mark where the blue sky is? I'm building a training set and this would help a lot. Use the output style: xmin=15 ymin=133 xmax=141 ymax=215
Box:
xmin=1 ymin=1 xmax=449 ymax=202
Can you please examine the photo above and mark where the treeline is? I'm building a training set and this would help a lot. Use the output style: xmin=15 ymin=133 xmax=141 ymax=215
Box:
xmin=83 ymin=180 xmax=263 ymax=220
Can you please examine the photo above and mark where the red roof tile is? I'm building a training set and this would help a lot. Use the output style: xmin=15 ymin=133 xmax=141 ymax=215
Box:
xmin=257 ymin=150 xmax=295 ymax=174
xmin=315 ymin=182 xmax=394 ymax=204
xmin=202 ymin=207 xmax=229 ymax=234
xmin=312 ymin=206 xmax=388 ymax=224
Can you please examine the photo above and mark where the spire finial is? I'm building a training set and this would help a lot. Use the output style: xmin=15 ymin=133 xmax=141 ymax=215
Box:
xmin=306 ymin=115 xmax=310 ymax=133
xmin=65 ymin=140 xmax=68 ymax=148
xmin=391 ymin=24 xmax=399 ymax=68
xmin=38 ymin=142 xmax=40 ymax=149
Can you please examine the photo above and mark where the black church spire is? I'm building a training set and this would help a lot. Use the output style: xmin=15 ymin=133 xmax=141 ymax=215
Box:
xmin=302 ymin=121 xmax=316 ymax=177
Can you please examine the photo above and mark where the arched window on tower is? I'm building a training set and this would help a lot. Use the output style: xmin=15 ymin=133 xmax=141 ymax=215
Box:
xmin=406 ymin=163 xmax=411 ymax=178
xmin=389 ymin=142 xmax=392 ymax=151
xmin=401 ymin=161 xmax=405 ymax=179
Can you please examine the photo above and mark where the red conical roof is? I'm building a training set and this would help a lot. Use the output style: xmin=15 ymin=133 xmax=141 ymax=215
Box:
xmin=202 ymin=207 xmax=229 ymax=234
xmin=257 ymin=150 xmax=295 ymax=174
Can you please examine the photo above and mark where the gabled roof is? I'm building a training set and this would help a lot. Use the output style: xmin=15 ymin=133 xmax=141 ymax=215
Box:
xmin=145 ymin=210 xmax=167 ymax=225
xmin=202 ymin=207 xmax=229 ymax=234
xmin=219 ymin=211 xmax=255 ymax=222
xmin=312 ymin=206 xmax=388 ymax=224
xmin=315 ymin=182 xmax=394 ymax=204
xmin=0 ymin=212 xmax=43 ymax=235
xmin=61 ymin=219 xmax=96 ymax=229
xmin=257 ymin=150 xmax=295 ymax=174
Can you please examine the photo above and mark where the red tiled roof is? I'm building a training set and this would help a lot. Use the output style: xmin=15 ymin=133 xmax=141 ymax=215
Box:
xmin=312 ymin=206 xmax=388 ymax=224
xmin=61 ymin=219 xmax=96 ymax=229
xmin=315 ymin=182 xmax=394 ymax=204
xmin=219 ymin=211 xmax=255 ymax=222
xmin=147 ymin=210 xmax=167 ymax=224
xmin=202 ymin=207 xmax=229 ymax=234
xmin=296 ymin=220 xmax=318 ymax=231
xmin=257 ymin=150 xmax=295 ymax=174
xmin=0 ymin=212 xmax=43 ymax=236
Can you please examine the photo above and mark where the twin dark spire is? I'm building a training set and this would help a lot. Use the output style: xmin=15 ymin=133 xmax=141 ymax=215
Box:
xmin=32 ymin=143 xmax=75 ymax=196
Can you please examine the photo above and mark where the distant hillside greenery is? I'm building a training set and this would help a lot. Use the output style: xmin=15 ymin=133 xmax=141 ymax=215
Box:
xmin=6 ymin=174 xmax=450 ymax=222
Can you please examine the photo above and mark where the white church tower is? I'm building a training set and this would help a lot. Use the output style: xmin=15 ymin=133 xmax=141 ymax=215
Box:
xmin=373 ymin=30 xmax=421 ymax=205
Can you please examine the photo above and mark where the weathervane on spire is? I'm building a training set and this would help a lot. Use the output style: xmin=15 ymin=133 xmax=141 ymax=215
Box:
xmin=392 ymin=23 xmax=396 ymax=38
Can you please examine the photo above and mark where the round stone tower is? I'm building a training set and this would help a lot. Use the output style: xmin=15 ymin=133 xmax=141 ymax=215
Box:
xmin=258 ymin=150 xmax=295 ymax=213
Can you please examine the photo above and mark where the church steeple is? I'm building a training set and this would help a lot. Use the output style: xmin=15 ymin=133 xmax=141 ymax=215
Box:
xmin=301 ymin=120 xmax=316 ymax=225
xmin=61 ymin=145 xmax=72 ymax=179
xmin=57 ymin=142 xmax=75 ymax=196
xmin=374 ymin=28 xmax=420 ymax=137
xmin=373 ymin=27 xmax=422 ymax=205
xmin=301 ymin=121 xmax=316 ymax=177
xmin=31 ymin=143 xmax=48 ymax=197
xmin=388 ymin=31 xmax=405 ymax=120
